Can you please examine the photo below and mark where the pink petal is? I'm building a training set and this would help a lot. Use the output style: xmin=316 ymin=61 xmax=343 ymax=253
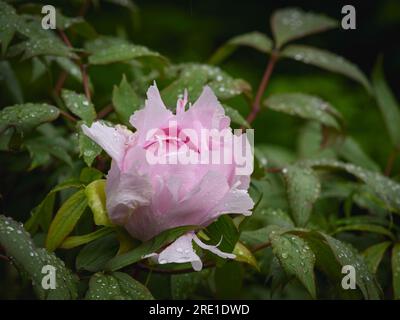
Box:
xmin=179 ymin=86 xmax=230 ymax=131
xmin=82 ymin=122 xmax=133 ymax=168
xmin=193 ymin=234 xmax=236 ymax=259
xmin=106 ymin=162 xmax=153 ymax=226
xmin=152 ymin=233 xmax=203 ymax=271
xmin=129 ymin=83 xmax=173 ymax=144
xmin=146 ymin=232 xmax=237 ymax=271
xmin=210 ymin=186 xmax=254 ymax=219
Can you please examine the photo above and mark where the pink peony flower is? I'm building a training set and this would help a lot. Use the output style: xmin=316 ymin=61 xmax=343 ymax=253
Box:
xmin=82 ymin=84 xmax=254 ymax=270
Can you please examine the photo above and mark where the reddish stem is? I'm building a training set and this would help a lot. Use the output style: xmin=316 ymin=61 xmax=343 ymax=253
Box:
xmin=80 ymin=64 xmax=91 ymax=102
xmin=60 ymin=110 xmax=77 ymax=123
xmin=54 ymin=71 xmax=68 ymax=96
xmin=97 ymin=104 xmax=114 ymax=119
xmin=246 ymin=51 xmax=279 ymax=124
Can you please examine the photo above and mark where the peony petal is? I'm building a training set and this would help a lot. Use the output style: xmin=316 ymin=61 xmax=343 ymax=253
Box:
xmin=129 ymin=83 xmax=173 ymax=144
xmin=193 ymin=234 xmax=236 ymax=259
xmin=81 ymin=122 xmax=134 ymax=168
xmin=211 ymin=187 xmax=254 ymax=218
xmin=106 ymin=162 xmax=153 ymax=226
xmin=151 ymin=233 xmax=203 ymax=271
xmin=187 ymin=86 xmax=230 ymax=130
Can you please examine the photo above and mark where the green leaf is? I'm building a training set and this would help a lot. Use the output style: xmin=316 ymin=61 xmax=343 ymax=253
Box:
xmin=240 ymin=225 xmax=283 ymax=247
xmin=205 ymin=215 xmax=239 ymax=254
xmin=25 ymin=193 xmax=55 ymax=234
xmin=392 ymin=243 xmax=400 ymax=299
xmin=61 ymin=227 xmax=114 ymax=249
xmin=0 ymin=215 xmax=78 ymax=299
xmin=9 ymin=37 xmax=78 ymax=60
xmin=372 ymin=57 xmax=400 ymax=148
xmin=0 ymin=61 xmax=23 ymax=103
xmin=223 ymin=105 xmax=250 ymax=128
xmin=255 ymin=144 xmax=296 ymax=168
xmin=304 ymin=159 xmax=400 ymax=212
xmin=270 ymin=233 xmax=316 ymax=298
xmin=319 ymin=232 xmax=382 ymax=299
xmin=86 ymin=272 xmax=153 ymax=300
xmin=0 ymin=1 xmax=19 ymax=54
xmin=333 ymin=224 xmax=395 ymax=240
xmin=25 ymin=179 xmax=83 ymax=234
xmin=271 ymin=8 xmax=337 ymax=48
xmin=363 ymin=241 xmax=391 ymax=274
xmin=282 ymin=165 xmax=321 ymax=227
xmin=46 ymin=190 xmax=88 ymax=252
xmin=162 ymin=66 xmax=208 ymax=107
xmin=25 ymin=136 xmax=73 ymax=169
xmin=105 ymin=0 xmax=138 ymax=10
xmin=85 ymin=179 xmax=112 ymax=226
xmin=297 ymin=230 xmax=372 ymax=299
xmin=88 ymin=43 xmax=166 ymax=65
xmin=76 ymin=233 xmax=119 ymax=272
xmin=337 ymin=137 xmax=380 ymax=172
xmin=112 ymin=75 xmax=141 ymax=125
xmin=62 ymin=89 xmax=96 ymax=124
xmin=56 ymin=11 xmax=84 ymax=31
xmin=55 ymin=57 xmax=83 ymax=83
xmin=282 ymin=45 xmax=371 ymax=92
xmin=215 ymin=261 xmax=244 ymax=299
xmin=209 ymin=31 xmax=273 ymax=65
xmin=162 ymin=64 xmax=251 ymax=107
xmin=264 ymin=93 xmax=342 ymax=130
xmin=79 ymin=167 xmax=104 ymax=184
xmin=171 ymin=272 xmax=205 ymax=299
xmin=0 ymin=103 xmax=59 ymax=133
xmin=106 ymin=225 xmax=196 ymax=271
xmin=233 ymin=241 xmax=259 ymax=270
xmin=78 ymin=128 xmax=102 ymax=167
xmin=31 ymin=57 xmax=47 ymax=82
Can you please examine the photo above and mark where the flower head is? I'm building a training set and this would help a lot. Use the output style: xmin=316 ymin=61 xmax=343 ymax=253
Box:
xmin=82 ymin=84 xmax=254 ymax=270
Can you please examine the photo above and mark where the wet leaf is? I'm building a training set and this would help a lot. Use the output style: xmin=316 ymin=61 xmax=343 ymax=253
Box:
xmin=209 ymin=31 xmax=272 ymax=64
xmin=264 ymin=93 xmax=342 ymax=130
xmin=270 ymin=232 xmax=316 ymax=298
xmin=304 ymin=159 xmax=400 ymax=213
xmin=0 ymin=215 xmax=78 ymax=299
xmin=0 ymin=103 xmax=59 ymax=133
xmin=271 ymin=8 xmax=337 ymax=48
xmin=86 ymin=272 xmax=153 ymax=300
xmin=62 ymin=90 xmax=96 ymax=124
xmin=88 ymin=43 xmax=166 ymax=65
xmin=282 ymin=45 xmax=371 ymax=92
xmin=282 ymin=164 xmax=321 ymax=226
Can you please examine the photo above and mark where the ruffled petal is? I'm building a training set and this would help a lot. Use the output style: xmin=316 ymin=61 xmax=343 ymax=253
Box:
xmin=151 ymin=233 xmax=203 ymax=271
xmin=210 ymin=186 xmax=254 ymax=219
xmin=129 ymin=83 xmax=173 ymax=144
xmin=106 ymin=162 xmax=153 ymax=226
xmin=193 ymin=234 xmax=236 ymax=259
xmin=179 ymin=86 xmax=230 ymax=131
xmin=145 ymin=232 xmax=236 ymax=271
xmin=81 ymin=122 xmax=133 ymax=168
